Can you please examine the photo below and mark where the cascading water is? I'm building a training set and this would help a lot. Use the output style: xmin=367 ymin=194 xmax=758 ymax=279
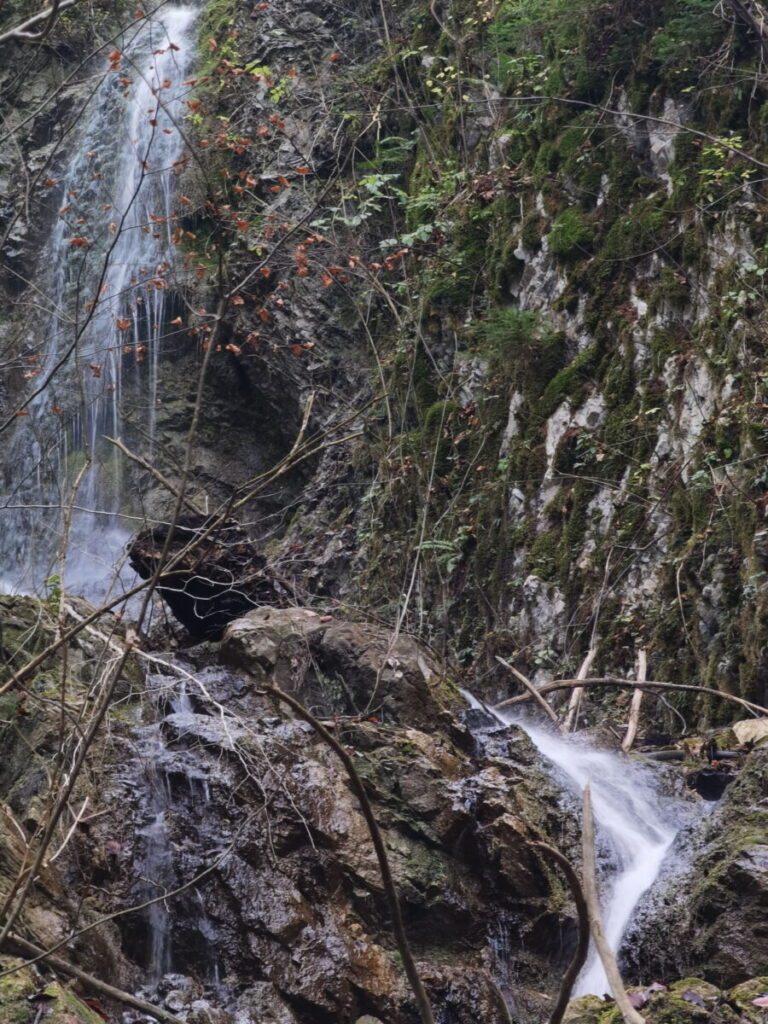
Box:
xmin=1 ymin=5 xmax=198 ymax=601
xmin=462 ymin=693 xmax=698 ymax=997
xmin=126 ymin=667 xmax=223 ymax=1004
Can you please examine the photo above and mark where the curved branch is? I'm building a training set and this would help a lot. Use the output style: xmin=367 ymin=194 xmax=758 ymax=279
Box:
xmin=0 ymin=0 xmax=79 ymax=46
xmin=494 ymin=678 xmax=768 ymax=717
xmin=532 ymin=841 xmax=590 ymax=1024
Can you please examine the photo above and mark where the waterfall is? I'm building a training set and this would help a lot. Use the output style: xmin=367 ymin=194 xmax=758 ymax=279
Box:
xmin=1 ymin=5 xmax=199 ymax=602
xmin=128 ymin=668 xmax=221 ymax=994
xmin=462 ymin=693 xmax=697 ymax=997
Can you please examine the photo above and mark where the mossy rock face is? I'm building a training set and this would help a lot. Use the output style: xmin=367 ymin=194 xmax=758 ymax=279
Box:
xmin=546 ymin=208 xmax=594 ymax=260
xmin=727 ymin=977 xmax=768 ymax=1021
xmin=0 ymin=959 xmax=106 ymax=1024
xmin=562 ymin=994 xmax=606 ymax=1024
xmin=626 ymin=749 xmax=768 ymax=985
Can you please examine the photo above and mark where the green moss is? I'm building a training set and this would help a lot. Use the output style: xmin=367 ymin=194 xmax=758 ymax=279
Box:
xmin=0 ymin=962 xmax=105 ymax=1024
xmin=546 ymin=208 xmax=594 ymax=260
xmin=520 ymin=211 xmax=545 ymax=251
xmin=526 ymin=529 xmax=563 ymax=581
xmin=537 ymin=345 xmax=598 ymax=422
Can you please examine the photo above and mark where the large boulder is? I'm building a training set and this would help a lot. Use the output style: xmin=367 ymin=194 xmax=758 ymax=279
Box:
xmin=221 ymin=606 xmax=460 ymax=729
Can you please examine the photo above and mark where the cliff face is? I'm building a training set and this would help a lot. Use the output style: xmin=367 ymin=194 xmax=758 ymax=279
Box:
xmin=4 ymin=0 xmax=768 ymax=707
xmin=2 ymin=0 xmax=768 ymax=1021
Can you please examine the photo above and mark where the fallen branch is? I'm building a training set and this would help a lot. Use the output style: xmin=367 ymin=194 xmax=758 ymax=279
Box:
xmin=532 ymin=842 xmax=590 ymax=1024
xmin=495 ymin=656 xmax=559 ymax=725
xmin=494 ymin=678 xmax=768 ymax=717
xmin=487 ymin=975 xmax=515 ymax=1024
xmin=562 ymin=649 xmax=597 ymax=733
xmin=581 ymin=787 xmax=644 ymax=1024
xmin=621 ymin=651 xmax=647 ymax=754
xmin=4 ymin=933 xmax=184 ymax=1024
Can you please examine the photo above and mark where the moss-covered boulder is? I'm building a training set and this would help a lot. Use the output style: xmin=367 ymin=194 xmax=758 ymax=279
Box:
xmin=0 ymin=959 xmax=106 ymax=1024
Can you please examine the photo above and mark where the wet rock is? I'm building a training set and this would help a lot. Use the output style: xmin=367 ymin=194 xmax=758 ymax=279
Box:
xmin=685 ymin=764 xmax=734 ymax=801
xmin=626 ymin=748 xmax=768 ymax=986
xmin=222 ymin=606 xmax=458 ymax=728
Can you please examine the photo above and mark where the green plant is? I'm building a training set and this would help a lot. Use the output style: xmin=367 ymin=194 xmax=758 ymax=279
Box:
xmin=44 ymin=574 xmax=61 ymax=607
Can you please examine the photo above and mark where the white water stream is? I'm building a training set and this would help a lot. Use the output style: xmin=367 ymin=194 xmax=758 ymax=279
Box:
xmin=463 ymin=693 xmax=693 ymax=996
xmin=2 ymin=5 xmax=198 ymax=600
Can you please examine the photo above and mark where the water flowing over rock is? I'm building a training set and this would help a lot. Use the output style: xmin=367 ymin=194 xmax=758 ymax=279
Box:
xmin=5 ymin=0 xmax=768 ymax=1018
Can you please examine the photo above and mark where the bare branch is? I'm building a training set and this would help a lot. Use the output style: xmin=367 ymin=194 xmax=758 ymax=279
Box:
xmin=562 ymin=649 xmax=597 ymax=734
xmin=263 ymin=679 xmax=436 ymax=1024
xmin=494 ymin=655 xmax=559 ymax=725
xmin=0 ymin=0 xmax=79 ymax=47
xmin=495 ymin=677 xmax=768 ymax=718
xmin=104 ymin=436 xmax=206 ymax=516
xmin=581 ymin=786 xmax=645 ymax=1024
xmin=621 ymin=651 xmax=647 ymax=754
xmin=532 ymin=841 xmax=590 ymax=1024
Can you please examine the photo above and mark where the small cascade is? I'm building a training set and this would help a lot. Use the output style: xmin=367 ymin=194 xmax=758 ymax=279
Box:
xmin=126 ymin=671 xmax=223 ymax=1005
xmin=462 ymin=692 xmax=699 ymax=997
xmin=1 ymin=5 xmax=198 ymax=601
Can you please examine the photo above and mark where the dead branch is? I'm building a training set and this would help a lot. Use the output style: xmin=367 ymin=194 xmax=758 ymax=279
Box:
xmin=0 ymin=0 xmax=78 ymax=46
xmin=494 ymin=677 xmax=768 ymax=717
xmin=581 ymin=787 xmax=644 ymax=1024
xmin=486 ymin=975 xmax=515 ymax=1024
xmin=562 ymin=649 xmax=597 ymax=733
xmin=724 ymin=0 xmax=768 ymax=58
xmin=532 ymin=842 xmax=590 ymax=1024
xmin=494 ymin=656 xmax=559 ymax=725
xmin=621 ymin=651 xmax=647 ymax=753
xmin=4 ymin=933 xmax=184 ymax=1024
xmin=104 ymin=437 xmax=205 ymax=516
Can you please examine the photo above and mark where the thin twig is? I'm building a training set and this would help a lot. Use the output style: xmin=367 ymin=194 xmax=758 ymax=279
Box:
xmin=104 ymin=437 xmax=205 ymax=516
xmin=264 ymin=680 xmax=435 ymax=1024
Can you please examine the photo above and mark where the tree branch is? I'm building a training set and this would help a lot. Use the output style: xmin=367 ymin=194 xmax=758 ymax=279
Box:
xmin=621 ymin=651 xmax=647 ymax=754
xmin=0 ymin=0 xmax=79 ymax=47
xmin=494 ymin=677 xmax=768 ymax=717
xmin=581 ymin=787 xmax=644 ymax=1024
xmin=532 ymin=842 xmax=590 ymax=1024
xmin=263 ymin=680 xmax=435 ymax=1024
xmin=494 ymin=656 xmax=559 ymax=725
xmin=562 ymin=649 xmax=597 ymax=734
